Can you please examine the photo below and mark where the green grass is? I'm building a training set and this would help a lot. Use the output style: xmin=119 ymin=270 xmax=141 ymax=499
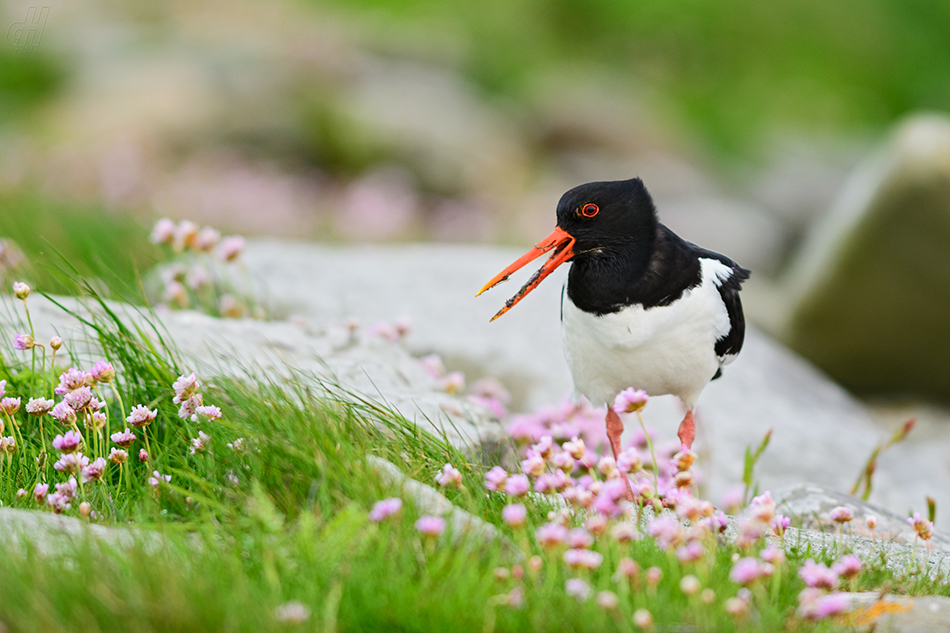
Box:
xmin=0 ymin=291 xmax=947 ymax=632
xmin=0 ymin=190 xmax=162 ymax=302
xmin=312 ymin=0 xmax=950 ymax=157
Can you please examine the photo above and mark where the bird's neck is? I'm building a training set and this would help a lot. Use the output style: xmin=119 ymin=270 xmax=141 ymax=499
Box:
xmin=566 ymin=225 xmax=702 ymax=315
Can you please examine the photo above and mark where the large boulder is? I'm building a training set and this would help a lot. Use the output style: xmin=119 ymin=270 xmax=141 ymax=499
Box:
xmin=781 ymin=113 xmax=950 ymax=399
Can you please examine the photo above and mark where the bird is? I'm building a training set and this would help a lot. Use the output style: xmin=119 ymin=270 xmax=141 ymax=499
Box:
xmin=477 ymin=177 xmax=749 ymax=468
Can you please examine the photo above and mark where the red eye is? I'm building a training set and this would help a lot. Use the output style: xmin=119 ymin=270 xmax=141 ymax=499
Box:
xmin=581 ymin=203 xmax=599 ymax=218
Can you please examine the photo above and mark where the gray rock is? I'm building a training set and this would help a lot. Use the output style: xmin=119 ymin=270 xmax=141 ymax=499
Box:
xmin=781 ymin=113 xmax=950 ymax=399
xmin=774 ymin=483 xmax=950 ymax=552
xmin=0 ymin=508 xmax=162 ymax=555
xmin=239 ymin=240 xmax=950 ymax=517
xmin=0 ymin=293 xmax=506 ymax=454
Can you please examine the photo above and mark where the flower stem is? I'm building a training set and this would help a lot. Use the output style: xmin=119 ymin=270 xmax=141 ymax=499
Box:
xmin=637 ymin=411 xmax=660 ymax=491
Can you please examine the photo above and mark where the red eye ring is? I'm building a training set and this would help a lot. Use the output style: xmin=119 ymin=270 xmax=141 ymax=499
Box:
xmin=581 ymin=203 xmax=599 ymax=218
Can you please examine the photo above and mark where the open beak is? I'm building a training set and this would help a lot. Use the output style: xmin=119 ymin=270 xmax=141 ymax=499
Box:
xmin=477 ymin=226 xmax=576 ymax=321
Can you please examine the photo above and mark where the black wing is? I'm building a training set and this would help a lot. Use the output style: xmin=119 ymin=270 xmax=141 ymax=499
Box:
xmin=690 ymin=245 xmax=750 ymax=363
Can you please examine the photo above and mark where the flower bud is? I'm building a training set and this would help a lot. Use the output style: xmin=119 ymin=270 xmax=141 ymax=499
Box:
xmin=13 ymin=281 xmax=30 ymax=299
xmin=79 ymin=502 xmax=91 ymax=518
xmin=50 ymin=336 xmax=63 ymax=350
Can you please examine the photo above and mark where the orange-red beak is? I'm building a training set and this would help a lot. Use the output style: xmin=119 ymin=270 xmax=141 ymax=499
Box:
xmin=477 ymin=226 xmax=576 ymax=321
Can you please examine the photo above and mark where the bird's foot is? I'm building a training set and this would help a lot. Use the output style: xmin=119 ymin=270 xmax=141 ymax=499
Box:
xmin=606 ymin=408 xmax=634 ymax=502
xmin=677 ymin=410 xmax=696 ymax=449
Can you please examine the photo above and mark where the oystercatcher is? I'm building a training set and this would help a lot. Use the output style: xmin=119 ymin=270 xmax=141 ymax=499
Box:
xmin=478 ymin=177 xmax=749 ymax=464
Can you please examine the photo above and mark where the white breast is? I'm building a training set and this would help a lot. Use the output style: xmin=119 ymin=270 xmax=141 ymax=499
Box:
xmin=561 ymin=258 xmax=733 ymax=409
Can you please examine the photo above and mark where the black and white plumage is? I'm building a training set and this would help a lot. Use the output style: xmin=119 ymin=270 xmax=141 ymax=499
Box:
xmin=479 ymin=177 xmax=749 ymax=458
xmin=558 ymin=178 xmax=749 ymax=411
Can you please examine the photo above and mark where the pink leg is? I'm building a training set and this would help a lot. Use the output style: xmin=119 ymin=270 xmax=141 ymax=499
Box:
xmin=605 ymin=409 xmax=634 ymax=501
xmin=677 ymin=409 xmax=696 ymax=449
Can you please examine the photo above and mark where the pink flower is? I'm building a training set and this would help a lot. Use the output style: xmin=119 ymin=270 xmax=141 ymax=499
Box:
xmin=54 ymin=451 xmax=89 ymax=475
xmin=33 ymin=482 xmax=49 ymax=503
xmin=195 ymin=405 xmax=222 ymax=421
xmin=648 ymin=516 xmax=683 ymax=550
xmin=438 ymin=371 xmax=465 ymax=394
xmin=729 ymin=557 xmax=764 ymax=585
xmin=832 ymin=554 xmax=862 ymax=579
xmin=502 ymin=503 xmax=527 ymax=528
xmin=81 ymin=457 xmax=107 ymax=483
xmin=645 ymin=566 xmax=663 ymax=586
xmin=13 ymin=334 xmax=34 ymax=350
xmin=64 ymin=386 xmax=93 ymax=411
xmin=435 ymin=463 xmax=463 ymax=488
xmin=565 ymin=578 xmax=591 ymax=601
xmin=484 ymin=466 xmax=508 ymax=491
xmin=632 ymin=608 xmax=653 ymax=629
xmin=172 ymin=373 xmax=199 ymax=403
xmin=797 ymin=588 xmax=850 ymax=620
xmin=618 ymin=557 xmax=640 ymax=579
xmin=771 ymin=514 xmax=791 ymax=536
xmin=26 ymin=397 xmax=54 ymax=416
xmin=50 ymin=401 xmax=76 ymax=425
xmin=148 ymin=470 xmax=171 ymax=487
xmin=536 ymin=522 xmax=568 ymax=548
xmin=1 ymin=436 xmax=17 ymax=453
xmin=504 ymin=474 xmax=530 ymax=497
xmin=178 ymin=394 xmax=203 ymax=420
xmin=418 ymin=354 xmax=445 ymax=378
xmin=55 ymin=477 xmax=78 ymax=499
xmin=520 ymin=453 xmax=545 ymax=477
xmin=566 ymin=528 xmax=594 ymax=549
xmin=829 ymin=506 xmax=854 ymax=524
xmin=613 ymin=388 xmax=649 ymax=414
xmin=111 ymin=428 xmax=137 ymax=447
xmin=150 ymin=218 xmax=177 ymax=244
xmin=196 ymin=226 xmax=221 ymax=251
xmin=139 ymin=448 xmax=149 ymax=463
xmin=551 ymin=452 xmax=575 ymax=472
xmin=47 ymin=492 xmax=71 ymax=513
xmin=562 ymin=548 xmax=603 ymax=570
xmin=616 ymin=448 xmax=642 ymax=473
xmin=0 ymin=396 xmax=21 ymax=415
xmin=13 ymin=281 xmax=30 ymax=300
xmin=798 ymin=559 xmax=839 ymax=590
xmin=760 ymin=544 xmax=786 ymax=565
xmin=415 ymin=515 xmax=446 ymax=537
xmin=0 ymin=379 xmax=5 ymax=398
xmin=109 ymin=448 xmax=128 ymax=464
xmin=596 ymin=590 xmax=619 ymax=610
xmin=676 ymin=541 xmax=704 ymax=563
xmin=749 ymin=491 xmax=776 ymax=523
xmin=611 ymin=522 xmax=640 ymax=543
xmin=907 ymin=512 xmax=935 ymax=540
xmin=89 ymin=361 xmax=116 ymax=384
xmin=189 ymin=431 xmax=212 ymax=455
xmin=218 ymin=236 xmax=245 ymax=262
xmin=866 ymin=515 xmax=877 ymax=530
xmin=52 ymin=430 xmax=82 ymax=454
xmin=369 ymin=497 xmax=403 ymax=521
xmin=55 ymin=368 xmax=90 ymax=395
xmin=174 ymin=220 xmax=200 ymax=251
xmin=273 ymin=601 xmax=311 ymax=625
xmin=126 ymin=404 xmax=158 ymax=428
xmin=563 ymin=436 xmax=586 ymax=460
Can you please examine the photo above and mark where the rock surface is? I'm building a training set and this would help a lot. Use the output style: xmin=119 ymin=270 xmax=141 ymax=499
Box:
xmin=239 ymin=240 xmax=950 ymax=516
xmin=0 ymin=293 xmax=506 ymax=453
xmin=775 ymin=483 xmax=950 ymax=552
xmin=782 ymin=113 xmax=950 ymax=399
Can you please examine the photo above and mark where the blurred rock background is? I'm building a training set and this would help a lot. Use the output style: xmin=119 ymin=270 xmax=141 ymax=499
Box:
xmin=2 ymin=0 xmax=950 ymax=511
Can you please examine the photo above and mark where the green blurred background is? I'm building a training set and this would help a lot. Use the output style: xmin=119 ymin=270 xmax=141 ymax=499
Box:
xmin=2 ymin=0 xmax=950 ymax=395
